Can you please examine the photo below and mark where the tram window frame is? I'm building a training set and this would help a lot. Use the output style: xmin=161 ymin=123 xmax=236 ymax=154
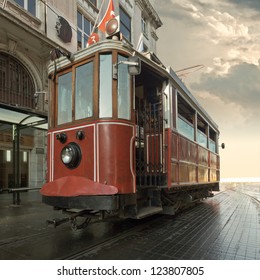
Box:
xmin=55 ymin=57 xmax=95 ymax=126
xmin=57 ymin=71 xmax=73 ymax=125
xmin=197 ymin=115 xmax=208 ymax=148
xmin=177 ymin=94 xmax=195 ymax=141
xmin=99 ymin=53 xmax=113 ymax=118
xmin=209 ymin=127 xmax=217 ymax=153
xmin=75 ymin=61 xmax=94 ymax=120
xmin=117 ymin=54 xmax=131 ymax=120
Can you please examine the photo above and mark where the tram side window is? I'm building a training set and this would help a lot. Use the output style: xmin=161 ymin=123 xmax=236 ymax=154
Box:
xmin=209 ymin=127 xmax=217 ymax=153
xmin=57 ymin=72 xmax=72 ymax=125
xmin=99 ymin=54 xmax=112 ymax=118
xmin=75 ymin=62 xmax=93 ymax=120
xmin=118 ymin=55 xmax=130 ymax=120
xmin=197 ymin=115 xmax=207 ymax=148
xmin=177 ymin=95 xmax=195 ymax=141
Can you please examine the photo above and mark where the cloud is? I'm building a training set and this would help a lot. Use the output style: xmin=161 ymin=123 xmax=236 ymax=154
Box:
xmin=225 ymin=0 xmax=260 ymax=10
xmin=206 ymin=11 xmax=250 ymax=40
xmin=191 ymin=62 xmax=260 ymax=119
xmin=156 ymin=0 xmax=260 ymax=178
xmin=155 ymin=0 xmax=202 ymax=25
xmin=156 ymin=0 xmax=260 ymax=117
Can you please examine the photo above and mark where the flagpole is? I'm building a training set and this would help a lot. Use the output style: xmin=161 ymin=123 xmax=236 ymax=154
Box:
xmin=91 ymin=0 xmax=106 ymax=34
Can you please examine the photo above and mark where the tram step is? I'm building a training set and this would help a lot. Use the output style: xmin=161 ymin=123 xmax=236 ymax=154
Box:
xmin=136 ymin=206 xmax=163 ymax=219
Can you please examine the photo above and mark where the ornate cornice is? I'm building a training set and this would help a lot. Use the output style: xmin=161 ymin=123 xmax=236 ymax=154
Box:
xmin=135 ymin=0 xmax=162 ymax=29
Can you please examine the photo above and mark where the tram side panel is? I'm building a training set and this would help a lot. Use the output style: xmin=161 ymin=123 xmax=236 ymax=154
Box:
xmin=198 ymin=146 xmax=209 ymax=183
xmin=166 ymin=129 xmax=220 ymax=188
xmin=97 ymin=122 xmax=135 ymax=194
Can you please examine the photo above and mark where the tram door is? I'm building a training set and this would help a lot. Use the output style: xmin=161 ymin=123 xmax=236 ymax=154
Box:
xmin=135 ymin=85 xmax=164 ymax=187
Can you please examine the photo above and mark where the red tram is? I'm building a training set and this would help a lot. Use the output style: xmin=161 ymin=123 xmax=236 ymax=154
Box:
xmin=41 ymin=38 xmax=222 ymax=228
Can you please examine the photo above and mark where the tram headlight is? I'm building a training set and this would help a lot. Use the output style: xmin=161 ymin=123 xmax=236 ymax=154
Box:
xmin=61 ymin=142 xmax=81 ymax=169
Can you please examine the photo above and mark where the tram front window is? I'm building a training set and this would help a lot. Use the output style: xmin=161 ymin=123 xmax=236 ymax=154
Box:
xmin=99 ymin=54 xmax=112 ymax=118
xmin=118 ymin=55 xmax=131 ymax=120
xmin=58 ymin=72 xmax=72 ymax=125
xmin=75 ymin=62 xmax=93 ymax=120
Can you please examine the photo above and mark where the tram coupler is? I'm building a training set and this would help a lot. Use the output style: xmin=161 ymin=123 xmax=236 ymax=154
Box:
xmin=46 ymin=210 xmax=94 ymax=229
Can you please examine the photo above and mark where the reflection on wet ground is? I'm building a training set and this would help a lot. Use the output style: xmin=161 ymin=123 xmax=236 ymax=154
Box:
xmin=0 ymin=184 xmax=259 ymax=260
xmin=78 ymin=189 xmax=260 ymax=260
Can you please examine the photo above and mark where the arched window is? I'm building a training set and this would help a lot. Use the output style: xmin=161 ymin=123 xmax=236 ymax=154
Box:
xmin=0 ymin=53 xmax=35 ymax=109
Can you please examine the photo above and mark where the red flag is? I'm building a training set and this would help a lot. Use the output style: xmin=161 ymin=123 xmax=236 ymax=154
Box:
xmin=97 ymin=0 xmax=115 ymax=33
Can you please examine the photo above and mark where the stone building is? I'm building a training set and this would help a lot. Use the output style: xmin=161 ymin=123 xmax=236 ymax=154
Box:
xmin=0 ymin=0 xmax=162 ymax=189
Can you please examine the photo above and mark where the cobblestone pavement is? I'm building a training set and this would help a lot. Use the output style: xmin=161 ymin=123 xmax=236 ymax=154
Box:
xmin=78 ymin=190 xmax=260 ymax=260
xmin=0 ymin=187 xmax=259 ymax=260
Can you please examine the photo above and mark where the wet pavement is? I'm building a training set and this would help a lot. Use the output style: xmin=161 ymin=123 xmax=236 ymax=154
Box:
xmin=0 ymin=184 xmax=259 ymax=260
xmin=78 ymin=189 xmax=260 ymax=260
xmin=0 ymin=190 xmax=144 ymax=259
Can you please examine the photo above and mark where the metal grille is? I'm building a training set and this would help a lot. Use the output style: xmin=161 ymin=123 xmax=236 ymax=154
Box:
xmin=136 ymin=99 xmax=164 ymax=187
xmin=0 ymin=53 xmax=35 ymax=109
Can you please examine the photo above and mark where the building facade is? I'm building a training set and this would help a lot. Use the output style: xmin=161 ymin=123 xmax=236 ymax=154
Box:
xmin=0 ymin=0 xmax=162 ymax=190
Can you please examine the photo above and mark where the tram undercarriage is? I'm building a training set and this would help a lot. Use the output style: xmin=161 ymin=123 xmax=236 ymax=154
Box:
xmin=44 ymin=181 xmax=217 ymax=230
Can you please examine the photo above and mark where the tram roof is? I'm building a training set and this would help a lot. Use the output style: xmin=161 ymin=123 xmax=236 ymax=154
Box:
xmin=166 ymin=67 xmax=219 ymax=132
xmin=48 ymin=40 xmax=219 ymax=132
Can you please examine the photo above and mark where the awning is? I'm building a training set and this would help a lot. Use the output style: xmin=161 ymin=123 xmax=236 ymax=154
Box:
xmin=0 ymin=105 xmax=48 ymax=130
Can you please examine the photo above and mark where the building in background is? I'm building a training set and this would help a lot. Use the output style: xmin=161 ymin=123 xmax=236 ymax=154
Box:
xmin=0 ymin=0 xmax=162 ymax=190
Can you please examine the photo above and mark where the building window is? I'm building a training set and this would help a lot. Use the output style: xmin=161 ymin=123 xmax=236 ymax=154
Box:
xmin=77 ymin=11 xmax=94 ymax=49
xmin=87 ymin=0 xmax=97 ymax=6
xmin=119 ymin=7 xmax=131 ymax=42
xmin=141 ymin=17 xmax=148 ymax=37
xmin=0 ymin=53 xmax=35 ymax=109
xmin=14 ymin=0 xmax=37 ymax=17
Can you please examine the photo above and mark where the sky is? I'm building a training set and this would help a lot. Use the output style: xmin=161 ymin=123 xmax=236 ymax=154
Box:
xmin=155 ymin=0 xmax=260 ymax=179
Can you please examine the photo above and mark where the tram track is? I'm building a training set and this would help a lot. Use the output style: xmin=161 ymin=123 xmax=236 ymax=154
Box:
xmin=58 ymin=191 xmax=239 ymax=259
xmin=62 ymin=215 xmax=163 ymax=260
xmin=232 ymin=188 xmax=260 ymax=205
xmin=1 ymin=188 xmax=259 ymax=260
xmin=64 ymin=190 xmax=260 ymax=260
xmin=0 ymin=226 xmax=68 ymax=247
xmin=219 ymin=183 xmax=260 ymax=205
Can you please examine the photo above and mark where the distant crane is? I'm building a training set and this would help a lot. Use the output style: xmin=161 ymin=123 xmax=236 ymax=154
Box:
xmin=175 ymin=64 xmax=204 ymax=80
